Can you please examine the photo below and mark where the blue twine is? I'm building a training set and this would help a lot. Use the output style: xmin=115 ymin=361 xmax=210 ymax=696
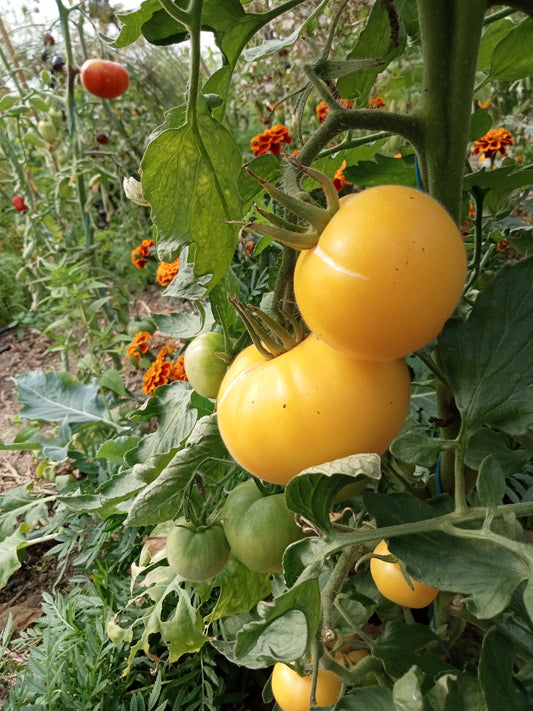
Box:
xmin=415 ymin=152 xmax=423 ymax=191
xmin=435 ymin=452 xmax=442 ymax=495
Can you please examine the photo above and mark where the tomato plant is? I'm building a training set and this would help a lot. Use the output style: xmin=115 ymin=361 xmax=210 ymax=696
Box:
xmin=294 ymin=186 xmax=467 ymax=361
xmin=79 ymin=58 xmax=130 ymax=100
xmin=165 ymin=518 xmax=230 ymax=582
xmin=217 ymin=334 xmax=410 ymax=484
xmin=370 ymin=539 xmax=439 ymax=609
xmin=271 ymin=662 xmax=342 ymax=711
xmin=222 ymin=479 xmax=303 ymax=574
xmin=184 ymin=332 xmax=229 ymax=399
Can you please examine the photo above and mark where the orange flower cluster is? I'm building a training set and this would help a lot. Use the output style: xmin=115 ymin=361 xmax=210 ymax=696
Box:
xmin=126 ymin=331 xmax=152 ymax=362
xmin=142 ymin=346 xmax=188 ymax=396
xmin=155 ymin=258 xmax=180 ymax=286
xmin=131 ymin=239 xmax=154 ymax=269
xmin=369 ymin=97 xmax=386 ymax=109
xmin=316 ymin=98 xmax=353 ymax=124
xmin=250 ymin=124 xmax=292 ymax=156
xmin=473 ymin=127 xmax=513 ymax=162
xmin=333 ymin=160 xmax=352 ymax=193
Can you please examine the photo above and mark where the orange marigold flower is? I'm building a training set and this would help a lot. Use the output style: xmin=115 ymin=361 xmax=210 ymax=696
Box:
xmin=155 ymin=258 xmax=180 ymax=286
xmin=142 ymin=346 xmax=172 ymax=395
xmin=316 ymin=98 xmax=353 ymax=124
xmin=473 ymin=127 xmax=513 ymax=162
xmin=126 ymin=330 xmax=152 ymax=361
xmin=333 ymin=160 xmax=352 ymax=193
xmin=477 ymin=98 xmax=491 ymax=110
xmin=369 ymin=97 xmax=386 ymax=109
xmin=168 ymin=354 xmax=187 ymax=383
xmin=468 ymin=204 xmax=475 ymax=219
xmin=250 ymin=124 xmax=292 ymax=157
xmin=131 ymin=239 xmax=154 ymax=269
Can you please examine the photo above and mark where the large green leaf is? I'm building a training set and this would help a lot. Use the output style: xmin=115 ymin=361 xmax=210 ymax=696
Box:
xmin=489 ymin=18 xmax=533 ymax=81
xmin=203 ymin=554 xmax=271 ymax=622
xmin=285 ymin=453 xmax=381 ymax=534
xmin=344 ymin=154 xmax=418 ymax=188
xmin=14 ymin=370 xmax=111 ymax=426
xmin=477 ymin=18 xmax=514 ymax=71
xmin=141 ymin=102 xmax=242 ymax=293
xmin=440 ymin=258 xmax=533 ymax=437
xmin=233 ymin=579 xmax=321 ymax=666
xmin=334 ymin=687 xmax=394 ymax=710
xmin=0 ymin=524 xmax=30 ymax=590
xmin=364 ymin=492 xmax=533 ymax=619
xmin=337 ymin=0 xmax=408 ymax=104
xmin=125 ymin=415 xmax=229 ymax=526
xmin=479 ymin=629 xmax=532 ymax=711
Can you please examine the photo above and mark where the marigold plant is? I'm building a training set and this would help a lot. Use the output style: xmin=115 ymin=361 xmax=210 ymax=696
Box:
xmin=250 ymin=124 xmax=292 ymax=156
xmin=155 ymin=258 xmax=180 ymax=286
xmin=333 ymin=159 xmax=352 ymax=192
xmin=143 ymin=346 xmax=187 ymax=395
xmin=316 ymin=98 xmax=353 ymax=124
xmin=369 ymin=96 xmax=386 ymax=109
xmin=472 ymin=127 xmax=513 ymax=161
xmin=126 ymin=331 xmax=152 ymax=362
xmin=131 ymin=239 xmax=154 ymax=269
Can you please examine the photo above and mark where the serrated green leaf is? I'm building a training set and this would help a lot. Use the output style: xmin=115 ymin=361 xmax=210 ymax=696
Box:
xmin=125 ymin=414 xmax=228 ymax=526
xmin=489 ymin=18 xmax=533 ymax=81
xmin=337 ymin=0 xmax=407 ymax=104
xmin=15 ymin=370 xmax=111 ymax=426
xmin=141 ymin=106 xmax=242 ymax=292
xmin=234 ymin=579 xmax=321 ymax=666
xmin=390 ymin=432 xmax=447 ymax=468
xmin=463 ymin=166 xmax=533 ymax=192
xmin=114 ymin=0 xmax=165 ymax=47
xmin=285 ymin=453 xmax=381 ymax=533
xmin=440 ymin=258 xmax=533 ymax=436
xmin=243 ymin=0 xmax=328 ymax=62
xmin=205 ymin=554 xmax=271 ymax=622
xmin=476 ymin=456 xmax=506 ymax=511
xmin=153 ymin=307 xmax=214 ymax=340
xmin=344 ymin=154 xmax=418 ymax=188
xmin=479 ymin=629 xmax=531 ymax=711
xmin=364 ymin=491 xmax=533 ymax=618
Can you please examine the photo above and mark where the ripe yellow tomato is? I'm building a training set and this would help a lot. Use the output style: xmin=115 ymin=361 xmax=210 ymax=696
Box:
xmin=216 ymin=334 xmax=410 ymax=485
xmin=294 ymin=185 xmax=467 ymax=361
xmin=370 ymin=539 xmax=439 ymax=608
xmin=271 ymin=663 xmax=342 ymax=711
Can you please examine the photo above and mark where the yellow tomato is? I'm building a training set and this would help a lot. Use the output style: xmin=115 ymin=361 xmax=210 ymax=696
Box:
xmin=370 ymin=539 xmax=439 ymax=608
xmin=294 ymin=185 xmax=467 ymax=360
xmin=271 ymin=663 xmax=342 ymax=711
xmin=216 ymin=334 xmax=410 ymax=485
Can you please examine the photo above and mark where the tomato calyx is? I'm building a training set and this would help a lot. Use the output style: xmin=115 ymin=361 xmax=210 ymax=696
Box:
xmin=227 ymin=294 xmax=307 ymax=359
xmin=240 ymin=160 xmax=340 ymax=251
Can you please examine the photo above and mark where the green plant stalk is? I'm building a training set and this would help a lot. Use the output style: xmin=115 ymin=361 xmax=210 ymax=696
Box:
xmin=320 ymin=545 xmax=361 ymax=644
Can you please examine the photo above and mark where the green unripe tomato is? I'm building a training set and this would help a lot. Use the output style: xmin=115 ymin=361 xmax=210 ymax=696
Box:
xmin=223 ymin=479 xmax=304 ymax=574
xmin=37 ymin=119 xmax=58 ymax=143
xmin=48 ymin=107 xmax=64 ymax=130
xmin=184 ymin=332 xmax=228 ymax=399
xmin=166 ymin=519 xmax=230 ymax=582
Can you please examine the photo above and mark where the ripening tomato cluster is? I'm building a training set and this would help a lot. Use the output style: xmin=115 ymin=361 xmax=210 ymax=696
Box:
xmin=217 ymin=185 xmax=467 ymax=487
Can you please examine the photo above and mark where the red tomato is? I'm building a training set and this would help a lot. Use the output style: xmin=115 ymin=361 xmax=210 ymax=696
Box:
xmin=11 ymin=196 xmax=27 ymax=212
xmin=79 ymin=58 xmax=130 ymax=99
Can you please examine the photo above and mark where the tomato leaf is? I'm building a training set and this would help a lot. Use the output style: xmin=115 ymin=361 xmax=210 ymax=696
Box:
xmin=372 ymin=621 xmax=446 ymax=679
xmin=464 ymin=428 xmax=532 ymax=475
xmin=390 ymin=432 xmax=448 ymax=468
xmin=153 ymin=306 xmax=215 ymax=340
xmin=476 ymin=456 xmax=506 ymax=512
xmin=125 ymin=415 xmax=230 ymax=526
xmin=477 ymin=18 xmax=514 ymax=71
xmin=343 ymin=154 xmax=418 ymax=188
xmin=232 ymin=579 xmax=321 ymax=667
xmin=440 ymin=257 xmax=533 ymax=437
xmin=202 ymin=554 xmax=272 ymax=622
xmin=479 ymin=629 xmax=532 ymax=711
xmin=285 ymin=453 xmax=381 ymax=534
xmin=333 ymin=686 xmax=394 ymax=710
xmin=364 ymin=492 xmax=533 ymax=618
xmin=489 ymin=18 xmax=533 ymax=82
xmin=141 ymin=102 xmax=242 ymax=293
xmin=337 ymin=0 xmax=407 ymax=104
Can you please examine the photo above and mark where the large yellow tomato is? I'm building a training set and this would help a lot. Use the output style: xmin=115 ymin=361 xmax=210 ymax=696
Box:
xmin=271 ymin=663 xmax=342 ymax=711
xmin=294 ymin=185 xmax=467 ymax=361
xmin=216 ymin=334 xmax=410 ymax=485
xmin=370 ymin=539 xmax=439 ymax=608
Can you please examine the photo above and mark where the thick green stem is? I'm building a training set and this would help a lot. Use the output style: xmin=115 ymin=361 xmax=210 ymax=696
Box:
xmin=416 ymin=0 xmax=488 ymax=221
